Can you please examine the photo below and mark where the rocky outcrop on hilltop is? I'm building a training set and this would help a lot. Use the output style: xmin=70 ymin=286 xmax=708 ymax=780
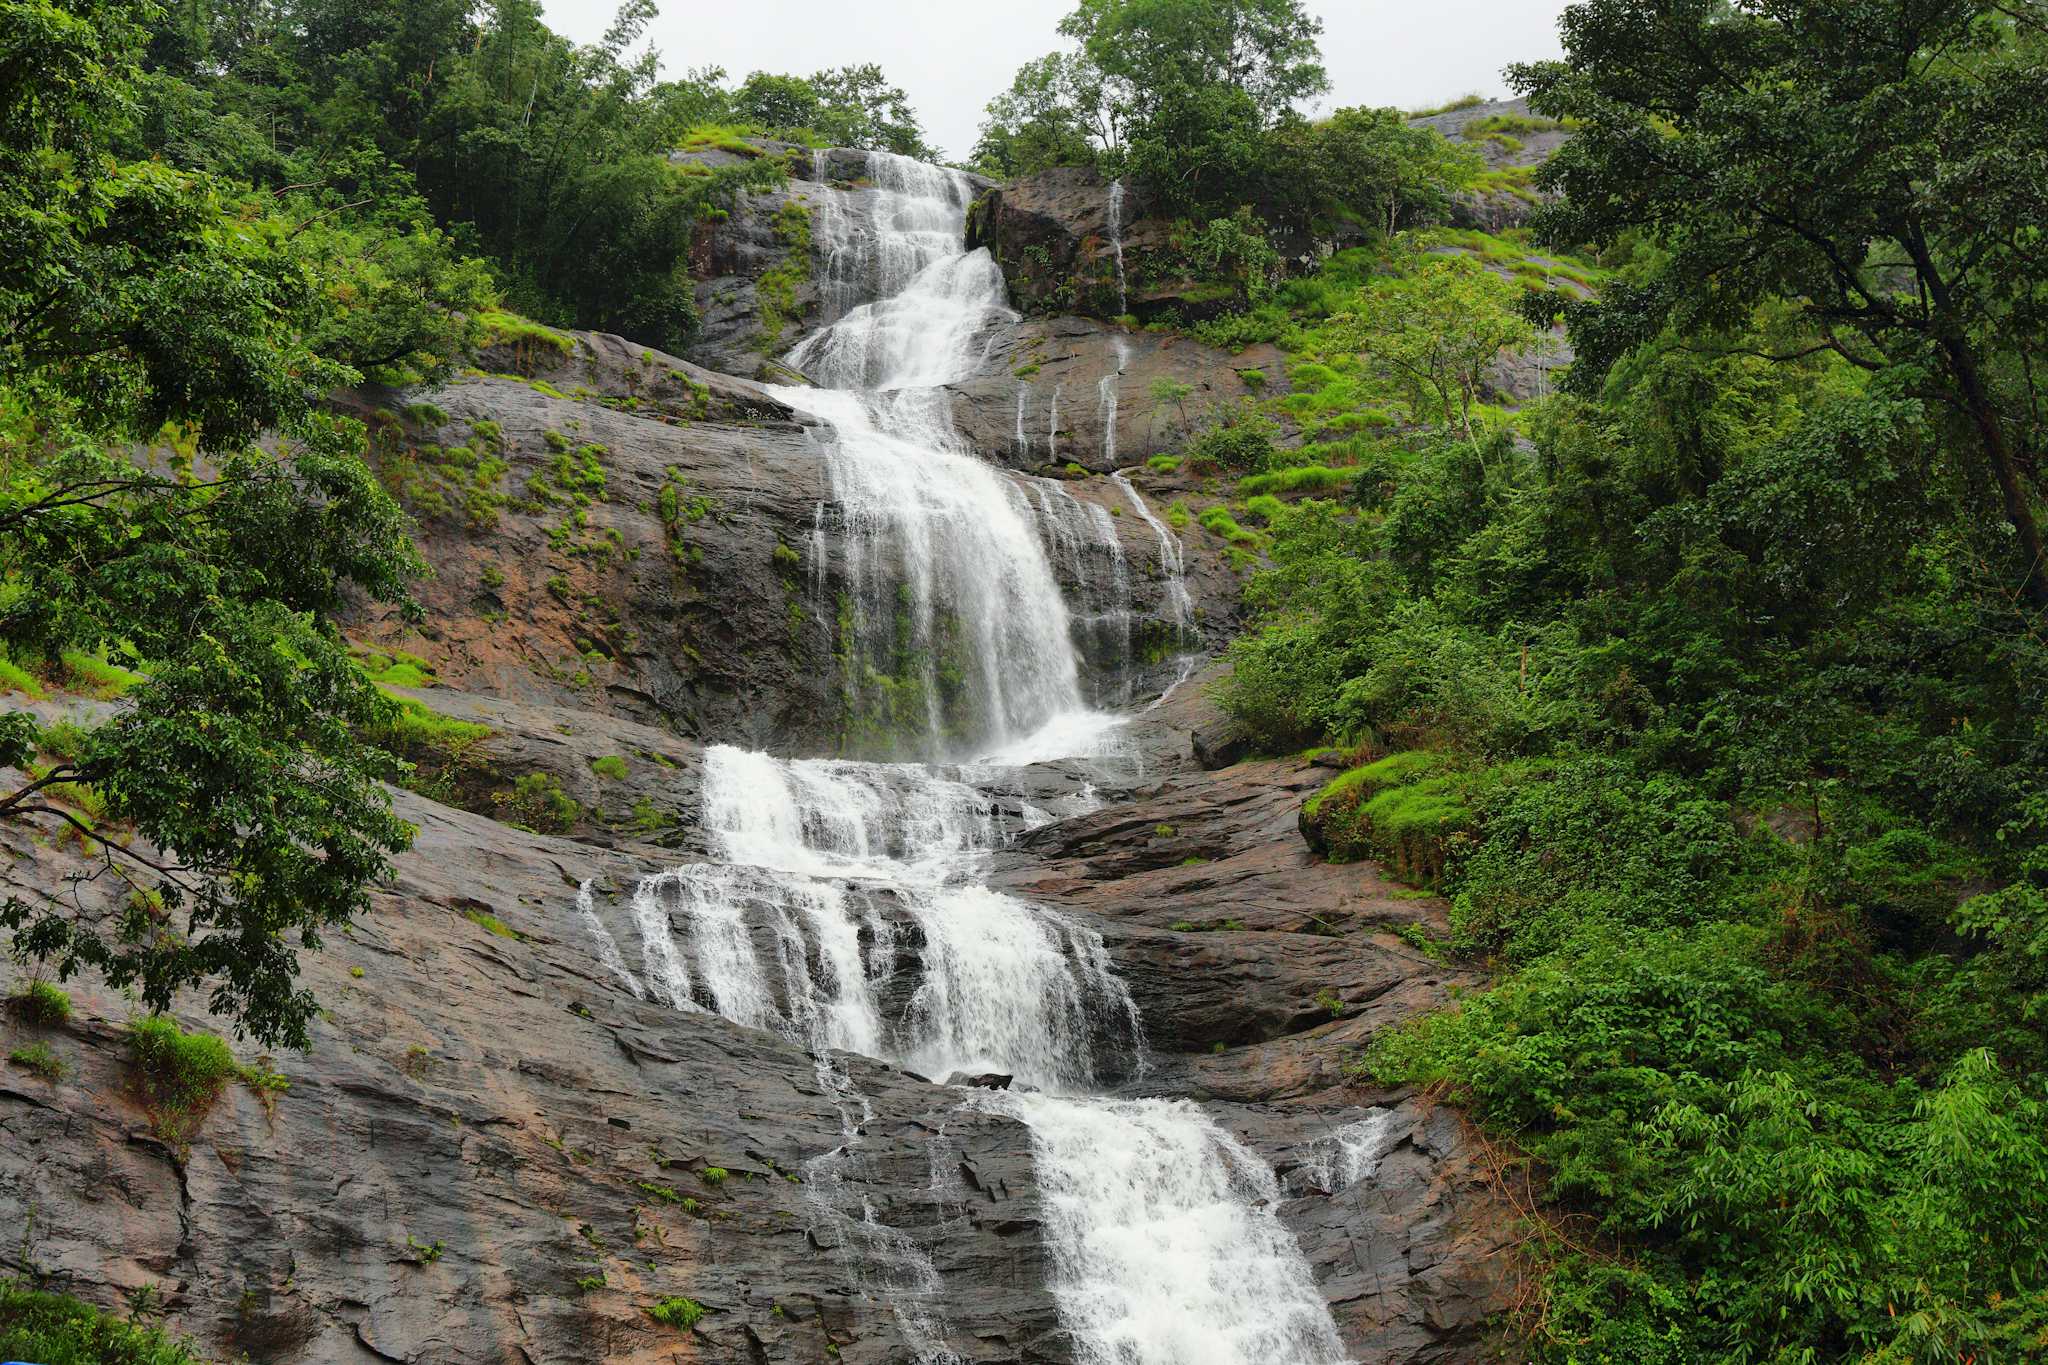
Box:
xmin=1409 ymin=95 xmax=1572 ymax=233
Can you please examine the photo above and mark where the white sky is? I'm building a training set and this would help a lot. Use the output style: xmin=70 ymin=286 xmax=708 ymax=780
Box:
xmin=543 ymin=0 xmax=1573 ymax=162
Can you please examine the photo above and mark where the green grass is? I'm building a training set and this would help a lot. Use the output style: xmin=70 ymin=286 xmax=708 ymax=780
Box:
xmin=1197 ymin=504 xmax=1265 ymax=549
xmin=129 ymin=1014 xmax=240 ymax=1151
xmin=678 ymin=123 xmax=766 ymax=156
xmin=9 ymin=1041 xmax=65 ymax=1080
xmin=0 ymin=1281 xmax=212 ymax=1364
xmin=60 ymin=648 xmax=146 ymax=698
xmin=367 ymin=694 xmax=490 ymax=759
xmin=478 ymin=309 xmax=573 ymax=358
xmin=590 ymin=754 xmax=629 ymax=780
xmin=9 ymin=979 xmax=72 ymax=1026
xmin=355 ymin=646 xmax=438 ymax=688
xmin=1409 ymin=92 xmax=1488 ymax=119
xmin=1165 ymin=499 xmax=1191 ymax=530
xmin=1304 ymin=752 xmax=1473 ymax=887
xmin=1146 ymin=454 xmax=1180 ymax=473
xmin=0 ymin=649 xmax=47 ymax=699
xmin=1238 ymin=465 xmax=1356 ymax=497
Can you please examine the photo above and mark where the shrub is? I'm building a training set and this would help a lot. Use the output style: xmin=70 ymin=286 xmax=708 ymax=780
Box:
xmin=590 ymin=754 xmax=629 ymax=780
xmin=1186 ymin=410 xmax=1279 ymax=471
xmin=9 ymin=979 xmax=72 ymax=1026
xmin=0 ymin=1281 xmax=210 ymax=1365
xmin=129 ymin=1015 xmax=239 ymax=1151
xmin=493 ymin=772 xmax=581 ymax=834
xmin=647 ymin=1296 xmax=706 ymax=1328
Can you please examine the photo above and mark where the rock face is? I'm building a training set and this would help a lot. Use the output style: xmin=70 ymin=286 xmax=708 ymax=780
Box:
xmin=0 ymin=143 xmax=1521 ymax=1365
xmin=340 ymin=324 xmax=1223 ymax=756
xmin=942 ymin=315 xmax=1285 ymax=475
xmin=1409 ymin=96 xmax=1573 ymax=233
xmin=966 ymin=166 xmax=1246 ymax=324
xmin=1 ymin=680 xmax=1516 ymax=1365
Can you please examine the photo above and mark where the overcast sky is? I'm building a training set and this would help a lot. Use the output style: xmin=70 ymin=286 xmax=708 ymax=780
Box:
xmin=542 ymin=0 xmax=1573 ymax=162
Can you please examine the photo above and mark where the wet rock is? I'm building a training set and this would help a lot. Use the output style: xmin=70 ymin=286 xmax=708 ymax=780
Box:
xmin=966 ymin=166 xmax=1240 ymax=326
xmin=341 ymin=327 xmax=1212 ymax=756
xmin=945 ymin=1073 xmax=1014 ymax=1091
xmin=942 ymin=315 xmax=1285 ymax=474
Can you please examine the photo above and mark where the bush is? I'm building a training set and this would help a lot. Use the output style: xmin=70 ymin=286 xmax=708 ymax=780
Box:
xmin=1186 ymin=410 xmax=1279 ymax=472
xmin=590 ymin=755 xmax=628 ymax=780
xmin=0 ymin=1281 xmax=210 ymax=1364
xmin=129 ymin=1015 xmax=239 ymax=1151
xmin=494 ymin=772 xmax=582 ymax=834
xmin=647 ymin=1296 xmax=706 ymax=1328
xmin=9 ymin=979 xmax=72 ymax=1026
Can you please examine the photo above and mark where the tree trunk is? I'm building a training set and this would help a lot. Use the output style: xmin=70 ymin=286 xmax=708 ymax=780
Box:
xmin=1947 ymin=338 xmax=2048 ymax=611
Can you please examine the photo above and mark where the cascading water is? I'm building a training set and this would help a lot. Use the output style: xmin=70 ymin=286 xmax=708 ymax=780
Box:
xmin=581 ymin=148 xmax=1348 ymax=1364
xmin=1107 ymin=179 xmax=1130 ymax=316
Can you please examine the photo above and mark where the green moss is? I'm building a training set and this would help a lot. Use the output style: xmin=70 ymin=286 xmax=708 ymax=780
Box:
xmin=1146 ymin=454 xmax=1181 ymax=473
xmin=700 ymin=1166 xmax=728 ymax=1185
xmin=0 ymin=1281 xmax=211 ymax=1364
xmin=1165 ymin=499 xmax=1191 ymax=530
xmin=590 ymin=754 xmax=629 ymax=780
xmin=464 ymin=909 xmax=523 ymax=940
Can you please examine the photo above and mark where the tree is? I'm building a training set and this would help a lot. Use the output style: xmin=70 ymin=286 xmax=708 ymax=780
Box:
xmin=1058 ymin=0 xmax=1328 ymax=214
xmin=1328 ymin=253 xmax=1538 ymax=448
xmin=732 ymin=70 xmax=820 ymax=131
xmin=972 ymin=51 xmax=1115 ymax=177
xmin=809 ymin=64 xmax=933 ymax=159
xmin=2 ymin=0 xmax=423 ymax=1048
xmin=1262 ymin=106 xmax=1481 ymax=241
xmin=1514 ymin=0 xmax=2048 ymax=608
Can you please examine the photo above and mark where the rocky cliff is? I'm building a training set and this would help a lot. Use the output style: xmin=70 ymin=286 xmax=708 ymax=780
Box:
xmin=0 ymin=143 xmax=1520 ymax=1365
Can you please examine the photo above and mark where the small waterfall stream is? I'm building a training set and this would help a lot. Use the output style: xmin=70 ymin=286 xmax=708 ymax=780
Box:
xmin=586 ymin=150 xmax=1336 ymax=1363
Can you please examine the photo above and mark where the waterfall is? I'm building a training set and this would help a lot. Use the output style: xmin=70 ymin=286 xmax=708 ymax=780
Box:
xmin=997 ymin=1094 xmax=1352 ymax=1365
xmin=1107 ymin=179 xmax=1129 ymax=316
xmin=1113 ymin=472 xmax=1194 ymax=638
xmin=1297 ymin=1109 xmax=1397 ymax=1197
xmin=582 ymin=147 xmax=1348 ymax=1364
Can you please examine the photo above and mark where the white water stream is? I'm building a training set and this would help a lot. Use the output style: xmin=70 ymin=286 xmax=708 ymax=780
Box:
xmin=582 ymin=150 xmax=1345 ymax=1363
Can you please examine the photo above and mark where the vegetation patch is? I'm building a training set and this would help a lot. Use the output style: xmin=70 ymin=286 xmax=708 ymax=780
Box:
xmin=0 ymin=1281 xmax=210 ymax=1365
xmin=128 ymin=1015 xmax=240 ymax=1152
